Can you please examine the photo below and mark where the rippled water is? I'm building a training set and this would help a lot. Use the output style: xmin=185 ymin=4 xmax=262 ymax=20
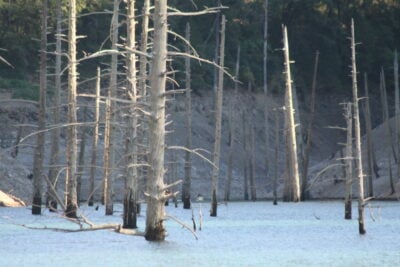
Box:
xmin=1 ymin=201 xmax=399 ymax=266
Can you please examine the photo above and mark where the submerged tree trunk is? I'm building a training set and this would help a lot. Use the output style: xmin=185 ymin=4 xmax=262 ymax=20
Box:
xmin=282 ymin=25 xmax=300 ymax=202
xmin=210 ymin=15 xmax=226 ymax=217
xmin=301 ymin=50 xmax=319 ymax=200
xmin=88 ymin=67 xmax=101 ymax=207
xmin=65 ymin=0 xmax=78 ymax=218
xmin=47 ymin=0 xmax=62 ymax=212
xmin=32 ymin=0 xmax=48 ymax=215
xmin=350 ymin=19 xmax=366 ymax=235
xmin=344 ymin=103 xmax=353 ymax=220
xmin=145 ymin=0 xmax=168 ymax=241
xmin=182 ymin=22 xmax=192 ymax=209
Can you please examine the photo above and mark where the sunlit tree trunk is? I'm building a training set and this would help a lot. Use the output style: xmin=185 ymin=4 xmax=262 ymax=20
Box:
xmin=65 ymin=0 xmax=78 ymax=218
xmin=182 ymin=22 xmax=192 ymax=209
xmin=103 ymin=0 xmax=120 ymax=215
xmin=88 ymin=67 xmax=101 ymax=207
xmin=123 ymin=0 xmax=138 ymax=229
xmin=47 ymin=0 xmax=62 ymax=212
xmin=145 ymin=0 xmax=168 ymax=241
xmin=282 ymin=25 xmax=300 ymax=202
xmin=32 ymin=0 xmax=48 ymax=215
xmin=344 ymin=103 xmax=353 ymax=220
xmin=211 ymin=15 xmax=226 ymax=217
xmin=350 ymin=19 xmax=365 ymax=234
xmin=301 ymin=50 xmax=319 ymax=200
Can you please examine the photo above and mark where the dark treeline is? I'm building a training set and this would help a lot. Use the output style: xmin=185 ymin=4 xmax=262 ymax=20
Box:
xmin=0 ymin=0 xmax=399 ymax=96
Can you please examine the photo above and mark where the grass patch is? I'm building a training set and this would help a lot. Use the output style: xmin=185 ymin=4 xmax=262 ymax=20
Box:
xmin=0 ymin=78 xmax=39 ymax=101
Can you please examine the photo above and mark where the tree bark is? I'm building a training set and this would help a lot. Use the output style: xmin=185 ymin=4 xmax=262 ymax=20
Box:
xmin=344 ymin=103 xmax=353 ymax=220
xmin=47 ymin=0 xmax=62 ymax=212
xmin=210 ymin=15 xmax=226 ymax=217
xmin=32 ymin=0 xmax=48 ymax=215
xmin=282 ymin=25 xmax=300 ymax=202
xmin=301 ymin=50 xmax=319 ymax=200
xmin=65 ymin=0 xmax=78 ymax=218
xmin=88 ymin=67 xmax=101 ymax=207
xmin=350 ymin=19 xmax=366 ymax=234
xmin=123 ymin=0 xmax=138 ymax=229
xmin=182 ymin=22 xmax=192 ymax=209
xmin=145 ymin=0 xmax=168 ymax=241
xmin=103 ymin=0 xmax=120 ymax=216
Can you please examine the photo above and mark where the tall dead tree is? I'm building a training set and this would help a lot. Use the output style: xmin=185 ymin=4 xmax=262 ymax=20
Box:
xmin=263 ymin=0 xmax=270 ymax=185
xmin=145 ymin=0 xmax=169 ymax=241
xmin=88 ymin=67 xmax=101 ymax=206
xmin=65 ymin=0 xmax=79 ymax=218
xmin=103 ymin=0 xmax=120 ymax=215
xmin=213 ymin=0 xmax=222 ymax=94
xmin=350 ymin=19 xmax=365 ymax=234
xmin=47 ymin=0 xmax=62 ymax=211
xmin=380 ymin=69 xmax=396 ymax=194
xmin=224 ymin=45 xmax=240 ymax=202
xmin=182 ymin=22 xmax=192 ymax=209
xmin=344 ymin=103 xmax=353 ymax=220
xmin=363 ymin=73 xmax=377 ymax=197
xmin=301 ymin=51 xmax=319 ymax=200
xmin=211 ymin=15 xmax=226 ymax=217
xmin=282 ymin=25 xmax=300 ymax=202
xmin=32 ymin=0 xmax=48 ymax=215
xmin=123 ymin=0 xmax=139 ymax=229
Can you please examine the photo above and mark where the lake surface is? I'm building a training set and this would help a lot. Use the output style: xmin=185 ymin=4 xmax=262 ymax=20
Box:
xmin=1 ymin=201 xmax=399 ymax=266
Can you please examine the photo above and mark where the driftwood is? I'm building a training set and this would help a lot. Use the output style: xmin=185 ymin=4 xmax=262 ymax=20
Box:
xmin=0 ymin=190 xmax=25 ymax=207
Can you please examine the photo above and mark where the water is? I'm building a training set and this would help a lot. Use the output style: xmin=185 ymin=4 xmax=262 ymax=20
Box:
xmin=1 ymin=201 xmax=399 ymax=266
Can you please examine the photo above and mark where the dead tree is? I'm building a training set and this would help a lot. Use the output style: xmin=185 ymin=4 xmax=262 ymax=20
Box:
xmin=76 ymin=106 xmax=88 ymax=205
xmin=380 ymin=69 xmax=396 ymax=194
xmin=88 ymin=67 xmax=101 ymax=207
xmin=47 ymin=0 xmax=62 ymax=211
xmin=145 ymin=0 xmax=170 ymax=241
xmin=242 ymin=108 xmax=249 ymax=201
xmin=123 ymin=0 xmax=139 ymax=229
xmin=103 ymin=0 xmax=120 ymax=215
xmin=249 ymin=118 xmax=257 ymax=201
xmin=225 ymin=45 xmax=240 ymax=202
xmin=301 ymin=50 xmax=319 ymax=200
xmin=65 ymin=0 xmax=79 ymax=218
xmin=273 ymin=109 xmax=280 ymax=205
xmin=182 ymin=22 xmax=192 ymax=209
xmin=344 ymin=103 xmax=353 ymax=220
xmin=363 ymin=73 xmax=378 ymax=197
xmin=213 ymin=0 xmax=222 ymax=94
xmin=282 ymin=25 xmax=300 ymax=202
xmin=350 ymin=19 xmax=366 ymax=234
xmin=211 ymin=15 xmax=226 ymax=217
xmin=32 ymin=0 xmax=48 ymax=215
xmin=263 ymin=0 xmax=270 ymax=185
xmin=394 ymin=51 xmax=400 ymax=190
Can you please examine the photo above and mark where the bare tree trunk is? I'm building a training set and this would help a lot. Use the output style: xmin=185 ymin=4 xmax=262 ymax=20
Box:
xmin=76 ymin=106 xmax=87 ymax=205
xmin=380 ymin=69 xmax=396 ymax=194
xmin=103 ymin=0 xmax=120 ymax=216
xmin=123 ymin=0 xmax=138 ymax=229
xmin=47 ymin=0 xmax=62 ymax=212
xmin=211 ymin=15 xmax=226 ymax=217
xmin=225 ymin=45 xmax=240 ymax=202
xmin=363 ymin=73 xmax=377 ymax=198
xmin=212 ymin=0 xmax=221 ymax=94
xmin=344 ymin=103 xmax=353 ymax=220
xmin=394 ymin=51 xmax=400 ymax=191
xmin=282 ymin=25 xmax=300 ymax=202
xmin=249 ymin=120 xmax=257 ymax=201
xmin=145 ymin=0 xmax=168 ymax=241
xmin=273 ymin=109 xmax=280 ymax=205
xmin=301 ymin=50 xmax=319 ymax=200
xmin=32 ymin=0 xmax=48 ymax=215
xmin=263 ymin=0 xmax=270 ymax=185
xmin=350 ymin=19 xmax=366 ymax=235
xmin=242 ymin=109 xmax=249 ymax=201
xmin=65 ymin=0 xmax=78 ymax=218
xmin=182 ymin=22 xmax=192 ymax=209
xmin=88 ymin=67 xmax=101 ymax=207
